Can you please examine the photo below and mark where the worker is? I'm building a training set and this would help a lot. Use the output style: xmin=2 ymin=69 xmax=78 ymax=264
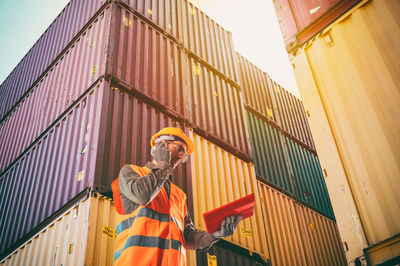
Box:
xmin=112 ymin=127 xmax=242 ymax=265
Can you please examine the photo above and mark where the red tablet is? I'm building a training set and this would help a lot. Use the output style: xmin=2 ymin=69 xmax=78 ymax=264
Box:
xmin=203 ymin=193 xmax=255 ymax=234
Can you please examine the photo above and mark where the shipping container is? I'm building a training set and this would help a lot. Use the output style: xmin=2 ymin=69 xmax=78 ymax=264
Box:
xmin=0 ymin=81 xmax=106 ymax=256
xmin=272 ymin=0 xmax=366 ymax=51
xmin=0 ymin=192 xmax=199 ymax=265
xmin=119 ymin=0 xmax=183 ymax=41
xmin=196 ymin=239 xmax=268 ymax=266
xmin=287 ymin=0 xmax=400 ymax=264
xmin=0 ymin=193 xmax=116 ymax=265
xmin=257 ymin=181 xmax=347 ymax=265
xmin=114 ymin=0 xmax=238 ymax=83
xmin=186 ymin=56 xmax=251 ymax=160
xmin=295 ymin=203 xmax=347 ymax=265
xmin=109 ymin=6 xmax=187 ymax=117
xmin=237 ymin=53 xmax=315 ymax=150
xmin=283 ymin=135 xmax=334 ymax=219
xmin=0 ymin=0 xmax=108 ymax=120
xmin=108 ymin=6 xmax=251 ymax=160
xmin=181 ymin=0 xmax=238 ymax=82
xmin=0 ymin=7 xmax=110 ymax=173
xmin=236 ymin=53 xmax=279 ymax=125
xmin=272 ymin=81 xmax=315 ymax=150
xmin=189 ymin=132 xmax=269 ymax=261
xmin=245 ymin=110 xmax=294 ymax=195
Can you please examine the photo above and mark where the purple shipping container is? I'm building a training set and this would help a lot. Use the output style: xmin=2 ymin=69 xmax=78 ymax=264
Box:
xmin=0 ymin=0 xmax=238 ymax=121
xmin=0 ymin=0 xmax=108 ymax=120
xmin=0 ymin=80 xmax=106 ymax=256
xmin=0 ymin=8 xmax=111 ymax=173
xmin=119 ymin=0 xmax=183 ymax=40
xmin=0 ymin=80 xmax=194 ymax=257
xmin=0 ymin=3 xmax=250 ymax=177
xmin=109 ymin=7 xmax=188 ymax=117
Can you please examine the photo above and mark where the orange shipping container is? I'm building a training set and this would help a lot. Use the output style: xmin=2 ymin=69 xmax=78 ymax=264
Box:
xmin=258 ymin=181 xmax=347 ymax=265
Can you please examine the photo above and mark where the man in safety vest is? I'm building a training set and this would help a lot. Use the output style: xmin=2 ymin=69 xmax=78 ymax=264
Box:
xmin=112 ymin=127 xmax=242 ymax=265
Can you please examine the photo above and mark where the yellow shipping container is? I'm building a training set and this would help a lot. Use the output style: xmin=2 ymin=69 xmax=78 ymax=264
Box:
xmin=258 ymin=181 xmax=347 ymax=265
xmin=0 ymin=193 xmax=197 ymax=266
xmin=189 ymin=132 xmax=269 ymax=262
xmin=289 ymin=0 xmax=400 ymax=264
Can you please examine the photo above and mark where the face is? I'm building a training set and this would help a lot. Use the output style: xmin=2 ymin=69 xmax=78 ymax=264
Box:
xmin=165 ymin=140 xmax=188 ymax=169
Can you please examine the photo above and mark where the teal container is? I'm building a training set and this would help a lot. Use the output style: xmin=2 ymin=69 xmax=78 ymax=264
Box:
xmin=246 ymin=109 xmax=334 ymax=219
xmin=246 ymin=110 xmax=294 ymax=195
xmin=283 ymin=136 xmax=335 ymax=219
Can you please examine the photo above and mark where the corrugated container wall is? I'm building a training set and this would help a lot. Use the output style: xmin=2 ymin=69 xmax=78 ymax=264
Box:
xmin=272 ymin=0 xmax=365 ymax=51
xmin=181 ymin=0 xmax=238 ymax=82
xmin=0 ymin=7 xmax=111 ymax=173
xmin=283 ymin=136 xmax=334 ymax=219
xmin=246 ymin=110 xmax=294 ymax=195
xmin=286 ymin=0 xmax=400 ymax=264
xmin=0 ymin=82 xmax=106 ymax=255
xmin=237 ymin=53 xmax=315 ymax=150
xmin=0 ymin=194 xmax=115 ymax=265
xmin=237 ymin=54 xmax=279 ymax=125
xmin=245 ymin=109 xmax=333 ymax=219
xmin=0 ymin=193 xmax=201 ymax=266
xmin=257 ymin=181 xmax=346 ymax=265
xmin=109 ymin=5 xmax=251 ymax=160
xmin=0 ymin=0 xmax=108 ymax=120
xmin=189 ymin=133 xmax=269 ymax=262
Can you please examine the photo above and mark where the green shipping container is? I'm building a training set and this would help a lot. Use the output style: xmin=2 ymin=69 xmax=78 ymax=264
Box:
xmin=283 ymin=135 xmax=334 ymax=219
xmin=246 ymin=109 xmax=334 ymax=219
xmin=246 ymin=110 xmax=294 ymax=195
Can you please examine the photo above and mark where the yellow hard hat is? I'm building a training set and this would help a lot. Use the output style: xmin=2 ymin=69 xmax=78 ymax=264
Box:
xmin=150 ymin=127 xmax=194 ymax=154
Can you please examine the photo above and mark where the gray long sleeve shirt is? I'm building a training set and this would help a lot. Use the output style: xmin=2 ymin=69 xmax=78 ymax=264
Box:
xmin=118 ymin=161 xmax=218 ymax=250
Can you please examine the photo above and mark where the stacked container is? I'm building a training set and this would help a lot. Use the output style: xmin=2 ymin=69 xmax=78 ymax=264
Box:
xmin=237 ymin=53 xmax=334 ymax=220
xmin=273 ymin=0 xmax=400 ymax=264
xmin=1 ymin=0 xmax=346 ymax=265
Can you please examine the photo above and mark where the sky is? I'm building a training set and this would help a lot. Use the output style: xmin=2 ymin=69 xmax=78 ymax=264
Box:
xmin=0 ymin=0 xmax=300 ymax=98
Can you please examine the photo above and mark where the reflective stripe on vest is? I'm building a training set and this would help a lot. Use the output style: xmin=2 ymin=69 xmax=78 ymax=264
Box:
xmin=114 ymin=236 xmax=184 ymax=261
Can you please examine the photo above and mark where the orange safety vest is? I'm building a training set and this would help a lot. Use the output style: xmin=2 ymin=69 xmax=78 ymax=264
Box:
xmin=112 ymin=165 xmax=187 ymax=266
